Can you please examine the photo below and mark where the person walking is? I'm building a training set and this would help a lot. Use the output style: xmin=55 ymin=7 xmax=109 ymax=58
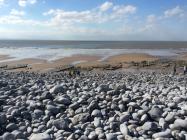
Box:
xmin=173 ymin=64 xmax=176 ymax=76
xmin=184 ymin=65 xmax=187 ymax=75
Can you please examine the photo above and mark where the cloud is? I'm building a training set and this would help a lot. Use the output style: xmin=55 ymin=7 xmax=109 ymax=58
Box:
xmin=10 ymin=9 xmax=25 ymax=16
xmin=146 ymin=14 xmax=157 ymax=24
xmin=0 ymin=15 xmax=40 ymax=25
xmin=164 ymin=6 xmax=184 ymax=18
xmin=29 ymin=0 xmax=37 ymax=4
xmin=18 ymin=0 xmax=37 ymax=7
xmin=0 ymin=0 xmax=4 ymax=5
xmin=0 ymin=1 xmax=186 ymax=40
xmin=18 ymin=0 xmax=26 ymax=7
xmin=99 ymin=1 xmax=113 ymax=12
xmin=43 ymin=2 xmax=137 ymax=26
xmin=113 ymin=5 xmax=137 ymax=15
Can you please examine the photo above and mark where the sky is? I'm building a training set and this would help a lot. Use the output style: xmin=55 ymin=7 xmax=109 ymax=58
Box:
xmin=0 ymin=0 xmax=186 ymax=40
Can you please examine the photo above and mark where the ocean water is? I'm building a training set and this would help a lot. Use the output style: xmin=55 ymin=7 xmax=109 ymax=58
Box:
xmin=0 ymin=40 xmax=187 ymax=62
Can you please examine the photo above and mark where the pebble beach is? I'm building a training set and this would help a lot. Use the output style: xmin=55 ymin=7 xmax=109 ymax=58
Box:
xmin=1 ymin=70 xmax=187 ymax=140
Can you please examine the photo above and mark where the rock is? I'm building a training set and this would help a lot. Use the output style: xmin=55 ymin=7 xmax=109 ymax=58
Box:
xmin=0 ymin=81 xmax=8 ymax=87
xmin=11 ymin=109 xmax=21 ymax=117
xmin=88 ymin=131 xmax=97 ymax=140
xmin=6 ymin=123 xmax=18 ymax=132
xmin=79 ymin=135 xmax=88 ymax=140
xmin=2 ymin=67 xmax=187 ymax=140
xmin=21 ymin=111 xmax=32 ymax=121
xmin=30 ymin=133 xmax=51 ymax=140
xmin=106 ymin=133 xmax=117 ymax=140
xmin=91 ymin=109 xmax=102 ymax=118
xmin=148 ymin=106 xmax=163 ymax=121
xmin=11 ymin=130 xmax=25 ymax=139
xmin=120 ymin=123 xmax=129 ymax=136
xmin=170 ymin=119 xmax=187 ymax=130
xmin=94 ymin=117 xmax=102 ymax=127
xmin=165 ymin=112 xmax=175 ymax=123
xmin=0 ymin=113 xmax=6 ymax=124
xmin=2 ymin=132 xmax=15 ymax=140
xmin=53 ymin=119 xmax=69 ymax=130
xmin=140 ymin=114 xmax=148 ymax=123
xmin=33 ymin=109 xmax=44 ymax=119
xmin=49 ymin=85 xmax=64 ymax=94
xmin=87 ymin=100 xmax=99 ymax=113
xmin=159 ymin=118 xmax=168 ymax=129
xmin=27 ymin=127 xmax=32 ymax=134
xmin=167 ymin=102 xmax=177 ymax=109
xmin=41 ymin=91 xmax=53 ymax=99
xmin=72 ymin=113 xmax=90 ymax=125
xmin=67 ymin=134 xmax=75 ymax=140
xmin=119 ymin=113 xmax=131 ymax=123
xmin=142 ymin=122 xmax=158 ymax=131
xmin=69 ymin=102 xmax=80 ymax=110
xmin=152 ymin=129 xmax=172 ymax=138
xmin=173 ymin=97 xmax=183 ymax=103
xmin=46 ymin=105 xmax=59 ymax=115
xmin=96 ymin=84 xmax=109 ymax=92
xmin=54 ymin=97 xmax=71 ymax=105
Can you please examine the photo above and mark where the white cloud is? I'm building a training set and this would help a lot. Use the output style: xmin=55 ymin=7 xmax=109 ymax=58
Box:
xmin=18 ymin=0 xmax=37 ymax=7
xmin=18 ymin=0 xmax=26 ymax=7
xmin=164 ymin=6 xmax=184 ymax=18
xmin=99 ymin=1 xmax=113 ymax=12
xmin=30 ymin=0 xmax=36 ymax=4
xmin=0 ymin=15 xmax=42 ymax=26
xmin=43 ymin=2 xmax=137 ymax=26
xmin=0 ymin=0 xmax=4 ymax=5
xmin=113 ymin=5 xmax=137 ymax=15
xmin=0 ymin=1 xmax=186 ymax=40
xmin=147 ymin=14 xmax=157 ymax=24
xmin=10 ymin=9 xmax=25 ymax=16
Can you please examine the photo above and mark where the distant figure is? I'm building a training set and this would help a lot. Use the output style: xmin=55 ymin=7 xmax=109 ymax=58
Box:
xmin=173 ymin=64 xmax=176 ymax=75
xmin=77 ymin=69 xmax=80 ymax=76
xmin=184 ymin=65 xmax=187 ymax=75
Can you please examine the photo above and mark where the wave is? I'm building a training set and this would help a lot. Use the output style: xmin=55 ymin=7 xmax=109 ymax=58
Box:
xmin=0 ymin=47 xmax=185 ymax=62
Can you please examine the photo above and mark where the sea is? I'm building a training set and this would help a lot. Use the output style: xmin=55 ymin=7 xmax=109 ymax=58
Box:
xmin=0 ymin=40 xmax=187 ymax=62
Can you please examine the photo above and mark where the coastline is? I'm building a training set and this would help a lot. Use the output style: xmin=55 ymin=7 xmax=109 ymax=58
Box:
xmin=0 ymin=52 xmax=186 ymax=72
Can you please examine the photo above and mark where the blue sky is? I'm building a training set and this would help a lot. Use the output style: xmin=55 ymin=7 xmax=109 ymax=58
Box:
xmin=0 ymin=0 xmax=186 ymax=40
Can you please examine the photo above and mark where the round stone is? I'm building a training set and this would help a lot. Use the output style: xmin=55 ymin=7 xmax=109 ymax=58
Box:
xmin=30 ymin=133 xmax=51 ymax=140
xmin=91 ymin=109 xmax=102 ymax=117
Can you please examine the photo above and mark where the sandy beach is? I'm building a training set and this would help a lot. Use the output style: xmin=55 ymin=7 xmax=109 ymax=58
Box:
xmin=0 ymin=53 xmax=161 ymax=72
xmin=1 ymin=52 xmax=187 ymax=73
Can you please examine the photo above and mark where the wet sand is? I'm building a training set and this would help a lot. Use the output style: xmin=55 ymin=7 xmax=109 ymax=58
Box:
xmin=0 ymin=55 xmax=13 ymax=61
xmin=106 ymin=53 xmax=158 ymax=63
xmin=0 ymin=53 xmax=186 ymax=72
xmin=0 ymin=53 xmax=157 ymax=72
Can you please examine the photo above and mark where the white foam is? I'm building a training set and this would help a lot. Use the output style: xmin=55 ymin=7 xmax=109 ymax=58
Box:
xmin=0 ymin=47 xmax=183 ymax=63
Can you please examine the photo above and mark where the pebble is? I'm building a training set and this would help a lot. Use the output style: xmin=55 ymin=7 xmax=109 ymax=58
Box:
xmin=106 ymin=133 xmax=116 ymax=140
xmin=30 ymin=133 xmax=51 ymax=140
xmin=53 ymin=119 xmax=69 ymax=130
xmin=120 ymin=123 xmax=129 ymax=136
xmin=0 ymin=71 xmax=187 ymax=139
xmin=0 ymin=113 xmax=6 ymax=124
xmin=11 ymin=130 xmax=25 ymax=139
xmin=142 ymin=122 xmax=158 ymax=131
xmin=91 ymin=109 xmax=102 ymax=117
xmin=152 ymin=129 xmax=172 ymax=139
xmin=165 ymin=112 xmax=175 ymax=123
xmin=148 ymin=106 xmax=163 ymax=121
xmin=49 ymin=84 xmax=64 ymax=94
xmin=88 ymin=131 xmax=97 ymax=140
xmin=170 ymin=119 xmax=187 ymax=130
xmin=2 ymin=132 xmax=15 ymax=140
xmin=6 ymin=123 xmax=18 ymax=132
